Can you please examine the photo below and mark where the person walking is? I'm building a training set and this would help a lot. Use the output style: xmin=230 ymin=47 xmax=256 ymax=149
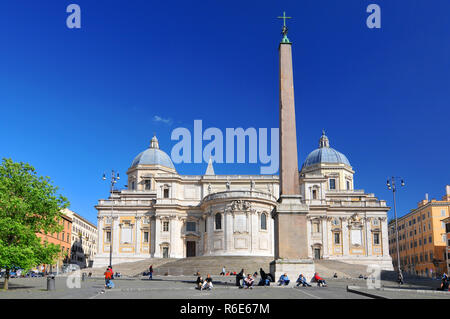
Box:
xmin=104 ymin=267 xmax=113 ymax=288
xmin=397 ymin=272 xmax=404 ymax=285
xmin=220 ymin=266 xmax=226 ymax=276
xmin=148 ymin=265 xmax=153 ymax=280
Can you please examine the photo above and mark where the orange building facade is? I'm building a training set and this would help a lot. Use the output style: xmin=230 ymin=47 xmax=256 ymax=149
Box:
xmin=36 ymin=213 xmax=73 ymax=273
xmin=388 ymin=185 xmax=450 ymax=278
xmin=443 ymin=215 xmax=450 ymax=275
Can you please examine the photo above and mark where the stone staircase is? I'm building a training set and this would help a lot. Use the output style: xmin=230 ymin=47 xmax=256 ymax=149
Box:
xmin=314 ymin=259 xmax=369 ymax=279
xmin=83 ymin=258 xmax=176 ymax=277
xmin=83 ymin=256 xmax=385 ymax=280
xmin=153 ymin=256 xmax=274 ymax=276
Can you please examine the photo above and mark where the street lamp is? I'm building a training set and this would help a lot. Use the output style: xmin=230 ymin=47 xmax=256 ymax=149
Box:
xmin=103 ymin=170 xmax=120 ymax=268
xmin=386 ymin=176 xmax=405 ymax=280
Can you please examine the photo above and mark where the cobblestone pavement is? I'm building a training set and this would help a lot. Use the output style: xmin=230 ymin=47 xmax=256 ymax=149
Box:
xmin=0 ymin=276 xmax=448 ymax=299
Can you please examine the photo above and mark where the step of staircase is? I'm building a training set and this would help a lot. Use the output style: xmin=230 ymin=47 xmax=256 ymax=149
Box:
xmin=83 ymin=258 xmax=177 ymax=277
xmin=153 ymin=256 xmax=274 ymax=276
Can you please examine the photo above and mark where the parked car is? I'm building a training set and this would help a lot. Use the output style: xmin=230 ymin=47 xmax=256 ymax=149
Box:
xmin=9 ymin=271 xmax=17 ymax=278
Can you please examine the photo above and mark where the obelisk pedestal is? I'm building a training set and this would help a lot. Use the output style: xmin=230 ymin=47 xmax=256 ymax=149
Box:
xmin=270 ymin=19 xmax=315 ymax=282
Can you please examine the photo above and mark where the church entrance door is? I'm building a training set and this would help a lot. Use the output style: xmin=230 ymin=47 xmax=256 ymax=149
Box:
xmin=187 ymin=241 xmax=196 ymax=257
xmin=162 ymin=247 xmax=169 ymax=258
xmin=314 ymin=248 xmax=321 ymax=260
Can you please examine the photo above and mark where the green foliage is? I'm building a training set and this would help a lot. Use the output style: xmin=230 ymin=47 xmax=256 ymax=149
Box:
xmin=0 ymin=158 xmax=69 ymax=288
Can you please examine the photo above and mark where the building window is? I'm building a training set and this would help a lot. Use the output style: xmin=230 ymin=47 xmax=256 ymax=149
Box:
xmin=163 ymin=221 xmax=169 ymax=232
xmin=261 ymin=213 xmax=267 ymax=230
xmin=312 ymin=189 xmax=317 ymax=199
xmin=186 ymin=222 xmax=196 ymax=232
xmin=442 ymin=210 xmax=446 ymax=217
xmin=346 ymin=180 xmax=351 ymax=190
xmin=106 ymin=231 xmax=111 ymax=243
xmin=145 ymin=180 xmax=151 ymax=190
xmin=131 ymin=181 xmax=136 ymax=190
xmin=163 ymin=188 xmax=169 ymax=198
xmin=329 ymin=179 xmax=336 ymax=190
xmin=143 ymin=231 xmax=149 ymax=243
xmin=334 ymin=232 xmax=341 ymax=244
xmin=215 ymin=213 xmax=222 ymax=230
xmin=374 ymin=233 xmax=380 ymax=245
xmin=313 ymin=222 xmax=321 ymax=233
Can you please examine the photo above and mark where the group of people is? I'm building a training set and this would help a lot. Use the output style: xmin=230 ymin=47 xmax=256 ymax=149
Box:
xmin=279 ymin=272 xmax=327 ymax=287
xmin=196 ymin=274 xmax=213 ymax=290
xmin=236 ymin=269 xmax=269 ymax=288
xmin=234 ymin=268 xmax=327 ymax=288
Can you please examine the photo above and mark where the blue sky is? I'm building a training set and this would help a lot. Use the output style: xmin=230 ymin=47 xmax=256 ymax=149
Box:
xmin=0 ymin=0 xmax=449 ymax=225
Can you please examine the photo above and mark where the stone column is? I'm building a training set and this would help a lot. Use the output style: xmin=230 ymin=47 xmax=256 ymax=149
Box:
xmin=225 ymin=209 xmax=233 ymax=251
xmin=112 ymin=216 xmax=119 ymax=256
xmin=365 ymin=217 xmax=373 ymax=256
xmin=381 ymin=217 xmax=390 ymax=257
xmin=170 ymin=217 xmax=176 ymax=258
xmin=135 ymin=216 xmax=141 ymax=255
xmin=154 ymin=216 xmax=161 ymax=257
xmin=342 ymin=217 xmax=350 ymax=256
xmin=97 ymin=216 xmax=103 ymax=255
xmin=322 ymin=217 xmax=329 ymax=258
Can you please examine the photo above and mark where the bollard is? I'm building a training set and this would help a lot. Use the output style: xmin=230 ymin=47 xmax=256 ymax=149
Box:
xmin=47 ymin=275 xmax=55 ymax=291
xmin=82 ymin=273 xmax=86 ymax=282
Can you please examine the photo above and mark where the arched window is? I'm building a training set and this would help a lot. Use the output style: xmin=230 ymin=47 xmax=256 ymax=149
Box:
xmin=261 ymin=213 xmax=267 ymax=230
xmin=215 ymin=213 xmax=222 ymax=230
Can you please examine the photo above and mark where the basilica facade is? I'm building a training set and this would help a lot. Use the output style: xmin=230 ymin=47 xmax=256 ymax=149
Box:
xmin=94 ymin=133 xmax=393 ymax=270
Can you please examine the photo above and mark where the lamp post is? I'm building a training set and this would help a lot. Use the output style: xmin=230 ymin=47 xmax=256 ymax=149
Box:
xmin=386 ymin=177 xmax=405 ymax=280
xmin=103 ymin=170 xmax=120 ymax=268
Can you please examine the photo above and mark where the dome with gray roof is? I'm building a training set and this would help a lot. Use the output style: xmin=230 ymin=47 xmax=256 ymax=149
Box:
xmin=131 ymin=136 xmax=175 ymax=170
xmin=302 ymin=131 xmax=351 ymax=168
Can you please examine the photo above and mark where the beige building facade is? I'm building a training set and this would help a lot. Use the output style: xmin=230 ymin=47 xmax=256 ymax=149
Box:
xmin=93 ymin=134 xmax=393 ymax=270
xmin=64 ymin=208 xmax=98 ymax=268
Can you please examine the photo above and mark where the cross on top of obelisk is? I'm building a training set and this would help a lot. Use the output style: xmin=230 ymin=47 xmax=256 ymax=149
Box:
xmin=277 ymin=11 xmax=292 ymax=43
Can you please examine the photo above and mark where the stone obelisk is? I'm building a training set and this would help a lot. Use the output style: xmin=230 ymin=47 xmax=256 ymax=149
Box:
xmin=270 ymin=12 xmax=315 ymax=280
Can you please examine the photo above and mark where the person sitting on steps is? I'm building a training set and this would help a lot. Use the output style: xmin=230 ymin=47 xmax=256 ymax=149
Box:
xmin=243 ymin=274 xmax=254 ymax=289
xmin=296 ymin=274 xmax=311 ymax=287
xmin=313 ymin=272 xmax=327 ymax=287
xmin=278 ymin=273 xmax=290 ymax=286
xmin=196 ymin=274 xmax=203 ymax=290
xmin=201 ymin=274 xmax=213 ymax=290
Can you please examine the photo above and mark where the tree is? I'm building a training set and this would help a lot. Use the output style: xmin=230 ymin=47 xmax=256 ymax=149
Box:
xmin=0 ymin=158 xmax=69 ymax=290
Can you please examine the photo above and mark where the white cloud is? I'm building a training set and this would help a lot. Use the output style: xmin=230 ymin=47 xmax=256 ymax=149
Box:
xmin=153 ymin=115 xmax=173 ymax=125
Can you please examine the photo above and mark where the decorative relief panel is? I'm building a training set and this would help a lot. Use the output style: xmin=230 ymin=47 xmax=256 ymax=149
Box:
xmin=234 ymin=238 xmax=247 ymax=249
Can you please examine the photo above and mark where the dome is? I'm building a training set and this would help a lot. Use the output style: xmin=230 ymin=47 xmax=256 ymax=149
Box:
xmin=131 ymin=136 xmax=175 ymax=170
xmin=302 ymin=131 xmax=351 ymax=168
